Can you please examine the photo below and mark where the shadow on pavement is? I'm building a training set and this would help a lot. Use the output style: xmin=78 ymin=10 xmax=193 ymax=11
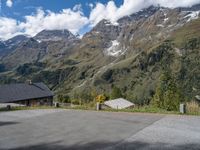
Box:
xmin=0 ymin=121 xmax=19 ymax=127
xmin=6 ymin=140 xmax=200 ymax=150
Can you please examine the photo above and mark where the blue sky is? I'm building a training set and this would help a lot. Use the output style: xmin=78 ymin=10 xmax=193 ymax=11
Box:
xmin=0 ymin=0 xmax=124 ymax=39
xmin=0 ymin=0 xmax=200 ymax=40
xmin=0 ymin=0 xmax=123 ymax=21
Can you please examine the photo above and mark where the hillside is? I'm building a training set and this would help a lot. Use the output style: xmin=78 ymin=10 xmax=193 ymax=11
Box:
xmin=0 ymin=5 xmax=200 ymax=105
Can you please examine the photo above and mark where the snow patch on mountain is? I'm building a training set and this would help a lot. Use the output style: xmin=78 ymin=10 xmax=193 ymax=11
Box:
xmin=105 ymin=40 xmax=125 ymax=57
xmin=105 ymin=22 xmax=119 ymax=26
xmin=184 ymin=11 xmax=200 ymax=22
xmin=156 ymin=24 xmax=165 ymax=27
xmin=164 ymin=17 xmax=169 ymax=22
xmin=36 ymin=40 xmax=42 ymax=43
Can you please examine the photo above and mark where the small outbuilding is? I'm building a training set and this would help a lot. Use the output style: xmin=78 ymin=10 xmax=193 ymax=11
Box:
xmin=0 ymin=82 xmax=54 ymax=106
xmin=104 ymin=98 xmax=135 ymax=109
xmin=195 ymin=95 xmax=200 ymax=104
xmin=195 ymin=95 xmax=200 ymax=100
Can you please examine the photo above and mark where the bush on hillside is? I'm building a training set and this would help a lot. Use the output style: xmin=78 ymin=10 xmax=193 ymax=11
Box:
xmin=96 ymin=94 xmax=106 ymax=103
xmin=0 ymin=64 xmax=5 ymax=72
xmin=110 ymin=86 xmax=123 ymax=99
xmin=151 ymin=70 xmax=182 ymax=111
xmin=57 ymin=94 xmax=71 ymax=103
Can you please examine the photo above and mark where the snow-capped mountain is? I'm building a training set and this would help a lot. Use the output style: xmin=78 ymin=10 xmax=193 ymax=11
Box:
xmin=97 ymin=5 xmax=200 ymax=57
xmin=0 ymin=4 xmax=200 ymax=102
xmin=4 ymin=35 xmax=29 ymax=47
xmin=1 ymin=5 xmax=200 ymax=61
xmin=0 ymin=35 xmax=28 ymax=59
xmin=0 ymin=29 xmax=80 ymax=69
xmin=34 ymin=29 xmax=77 ymax=42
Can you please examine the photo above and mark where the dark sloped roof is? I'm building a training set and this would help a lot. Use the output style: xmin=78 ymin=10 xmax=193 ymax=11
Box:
xmin=0 ymin=82 xmax=54 ymax=103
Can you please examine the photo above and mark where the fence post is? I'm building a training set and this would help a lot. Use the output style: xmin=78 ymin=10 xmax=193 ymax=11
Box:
xmin=55 ymin=102 xmax=59 ymax=108
xmin=6 ymin=105 xmax=11 ymax=110
xmin=180 ymin=104 xmax=186 ymax=114
xmin=96 ymin=102 xmax=100 ymax=111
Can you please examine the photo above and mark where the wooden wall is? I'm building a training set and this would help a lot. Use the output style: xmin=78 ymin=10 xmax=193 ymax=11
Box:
xmin=16 ymin=97 xmax=53 ymax=106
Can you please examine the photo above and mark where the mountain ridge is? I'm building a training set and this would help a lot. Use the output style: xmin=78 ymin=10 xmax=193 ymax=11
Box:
xmin=0 ymin=4 xmax=200 ymax=104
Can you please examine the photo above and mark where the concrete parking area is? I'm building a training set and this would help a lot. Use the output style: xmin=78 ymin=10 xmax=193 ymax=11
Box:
xmin=0 ymin=109 xmax=200 ymax=150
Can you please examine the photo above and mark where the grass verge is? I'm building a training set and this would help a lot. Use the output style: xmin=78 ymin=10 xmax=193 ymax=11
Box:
xmin=0 ymin=105 xmax=199 ymax=116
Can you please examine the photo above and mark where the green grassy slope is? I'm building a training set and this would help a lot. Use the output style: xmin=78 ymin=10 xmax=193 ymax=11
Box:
xmin=88 ymin=18 xmax=200 ymax=104
xmin=0 ymin=18 xmax=200 ymax=105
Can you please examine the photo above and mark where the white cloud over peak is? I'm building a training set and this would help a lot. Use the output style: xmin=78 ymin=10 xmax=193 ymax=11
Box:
xmin=89 ymin=0 xmax=200 ymax=26
xmin=1 ymin=0 xmax=200 ymax=40
xmin=0 ymin=17 xmax=20 ymax=40
xmin=155 ymin=0 xmax=200 ymax=8
xmin=6 ymin=0 xmax=13 ymax=7
xmin=19 ymin=8 xmax=89 ymax=36
xmin=0 ymin=8 xmax=89 ymax=40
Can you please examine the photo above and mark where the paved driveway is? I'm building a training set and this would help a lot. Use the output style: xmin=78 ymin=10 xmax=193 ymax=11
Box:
xmin=0 ymin=109 xmax=200 ymax=150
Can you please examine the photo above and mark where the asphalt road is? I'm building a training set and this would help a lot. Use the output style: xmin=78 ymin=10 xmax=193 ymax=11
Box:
xmin=0 ymin=109 xmax=200 ymax=150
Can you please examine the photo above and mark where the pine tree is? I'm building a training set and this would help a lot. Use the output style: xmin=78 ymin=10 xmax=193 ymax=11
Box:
xmin=152 ymin=70 xmax=182 ymax=111
xmin=152 ymin=86 xmax=163 ymax=108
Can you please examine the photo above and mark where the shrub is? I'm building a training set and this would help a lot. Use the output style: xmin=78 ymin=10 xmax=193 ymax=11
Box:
xmin=62 ymin=95 xmax=70 ymax=103
xmin=96 ymin=94 xmax=106 ymax=103
xmin=101 ymin=69 xmax=113 ymax=82
xmin=186 ymin=101 xmax=200 ymax=115
xmin=57 ymin=94 xmax=70 ymax=103
xmin=110 ymin=86 xmax=123 ymax=99
xmin=185 ymin=38 xmax=200 ymax=50
xmin=71 ymin=99 xmax=80 ymax=105
xmin=151 ymin=70 xmax=182 ymax=111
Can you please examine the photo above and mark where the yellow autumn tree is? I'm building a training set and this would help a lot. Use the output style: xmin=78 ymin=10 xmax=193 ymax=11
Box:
xmin=96 ymin=94 xmax=106 ymax=103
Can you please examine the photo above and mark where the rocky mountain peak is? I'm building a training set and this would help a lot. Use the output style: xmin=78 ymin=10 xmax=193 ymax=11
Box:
xmin=5 ymin=35 xmax=29 ymax=46
xmin=83 ymin=19 xmax=121 ymax=42
xmin=180 ymin=3 xmax=200 ymax=11
xmin=34 ymin=29 xmax=77 ymax=42
xmin=118 ymin=5 xmax=161 ymax=25
xmin=92 ymin=19 xmax=120 ymax=31
xmin=0 ymin=41 xmax=6 ymax=50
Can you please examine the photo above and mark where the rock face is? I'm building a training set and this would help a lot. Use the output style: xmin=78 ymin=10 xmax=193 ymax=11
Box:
xmin=0 ymin=35 xmax=28 ymax=59
xmin=118 ymin=5 xmax=160 ymax=25
xmin=34 ymin=29 xmax=77 ymax=42
xmin=180 ymin=3 xmax=200 ymax=11
xmin=0 ymin=4 xmax=200 ymax=102
xmin=1 ymin=29 xmax=79 ymax=69
xmin=5 ymin=35 xmax=29 ymax=47
xmin=0 ymin=42 xmax=6 ymax=54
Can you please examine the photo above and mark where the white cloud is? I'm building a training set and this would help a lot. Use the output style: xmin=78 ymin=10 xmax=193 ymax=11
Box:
xmin=86 ymin=3 xmax=94 ymax=9
xmin=89 ymin=0 xmax=200 ymax=26
xmin=6 ymin=0 xmax=13 ymax=8
xmin=0 ymin=17 xmax=20 ymax=40
xmin=155 ymin=0 xmax=200 ymax=8
xmin=19 ymin=8 xmax=89 ymax=36
xmin=0 ymin=8 xmax=89 ymax=40
xmin=73 ymin=4 xmax=82 ymax=12
xmin=89 ymin=3 xmax=94 ymax=9
xmin=1 ymin=0 xmax=200 ymax=40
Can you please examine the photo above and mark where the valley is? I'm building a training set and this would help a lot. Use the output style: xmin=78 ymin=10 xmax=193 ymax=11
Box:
xmin=0 ymin=5 xmax=200 ymax=112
